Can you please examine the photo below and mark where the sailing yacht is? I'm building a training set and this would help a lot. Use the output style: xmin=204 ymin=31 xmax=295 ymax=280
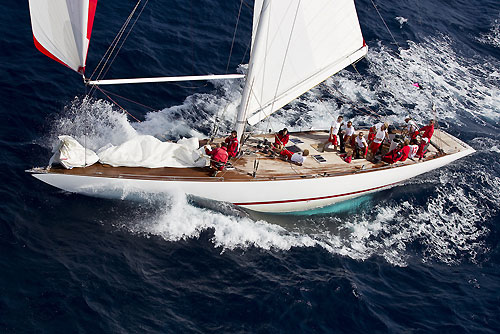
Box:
xmin=27 ymin=0 xmax=475 ymax=213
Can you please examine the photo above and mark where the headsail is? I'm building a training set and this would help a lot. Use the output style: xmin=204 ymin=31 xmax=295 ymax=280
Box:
xmin=239 ymin=0 xmax=367 ymax=129
xmin=29 ymin=0 xmax=97 ymax=74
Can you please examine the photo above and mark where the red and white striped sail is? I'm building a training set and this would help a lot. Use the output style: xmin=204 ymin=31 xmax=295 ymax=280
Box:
xmin=29 ymin=0 xmax=97 ymax=74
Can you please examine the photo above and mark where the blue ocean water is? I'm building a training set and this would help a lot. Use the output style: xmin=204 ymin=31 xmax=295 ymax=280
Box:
xmin=1 ymin=0 xmax=499 ymax=333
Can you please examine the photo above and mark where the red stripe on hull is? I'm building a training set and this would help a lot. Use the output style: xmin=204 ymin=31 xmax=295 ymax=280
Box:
xmin=233 ymin=181 xmax=401 ymax=206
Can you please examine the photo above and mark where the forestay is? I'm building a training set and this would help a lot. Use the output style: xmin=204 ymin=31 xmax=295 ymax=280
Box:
xmin=242 ymin=0 xmax=367 ymax=126
xmin=28 ymin=0 xmax=97 ymax=74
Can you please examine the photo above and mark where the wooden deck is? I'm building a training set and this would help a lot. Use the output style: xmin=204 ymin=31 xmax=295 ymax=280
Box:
xmin=45 ymin=129 xmax=468 ymax=182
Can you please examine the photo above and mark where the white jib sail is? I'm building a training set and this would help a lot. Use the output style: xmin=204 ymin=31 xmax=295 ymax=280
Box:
xmin=29 ymin=0 xmax=97 ymax=74
xmin=243 ymin=0 xmax=367 ymax=126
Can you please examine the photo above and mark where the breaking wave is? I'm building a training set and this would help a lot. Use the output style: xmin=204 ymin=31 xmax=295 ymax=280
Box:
xmin=477 ymin=18 xmax=500 ymax=48
xmin=45 ymin=97 xmax=138 ymax=151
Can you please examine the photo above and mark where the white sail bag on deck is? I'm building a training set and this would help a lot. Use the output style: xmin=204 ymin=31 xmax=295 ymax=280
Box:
xmin=49 ymin=135 xmax=99 ymax=169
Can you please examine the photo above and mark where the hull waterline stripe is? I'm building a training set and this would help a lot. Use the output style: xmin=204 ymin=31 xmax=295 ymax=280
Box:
xmin=233 ymin=181 xmax=401 ymax=206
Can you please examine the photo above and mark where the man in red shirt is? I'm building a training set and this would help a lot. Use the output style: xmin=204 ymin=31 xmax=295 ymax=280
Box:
xmin=399 ymin=140 xmax=411 ymax=162
xmin=205 ymin=142 xmax=229 ymax=176
xmin=419 ymin=119 xmax=435 ymax=142
xmin=225 ymin=130 xmax=239 ymax=158
xmin=274 ymin=128 xmax=289 ymax=147
xmin=382 ymin=143 xmax=405 ymax=164
xmin=417 ymin=119 xmax=435 ymax=159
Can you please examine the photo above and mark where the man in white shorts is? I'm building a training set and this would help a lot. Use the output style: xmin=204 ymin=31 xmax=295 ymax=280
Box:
xmin=369 ymin=123 xmax=388 ymax=160
xmin=322 ymin=115 xmax=344 ymax=151
xmin=343 ymin=121 xmax=356 ymax=148
xmin=354 ymin=132 xmax=368 ymax=159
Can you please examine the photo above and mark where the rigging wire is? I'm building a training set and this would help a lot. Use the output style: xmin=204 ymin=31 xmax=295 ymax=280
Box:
xmin=415 ymin=2 xmax=444 ymax=148
xmin=87 ymin=0 xmax=143 ymax=99
xmin=240 ymin=37 xmax=252 ymax=66
xmin=97 ymin=87 xmax=158 ymax=111
xmin=209 ymin=0 xmax=245 ymax=139
xmin=89 ymin=0 xmax=142 ymax=84
xmin=239 ymin=0 xmax=258 ymax=67
xmin=183 ymin=0 xmax=206 ymax=90
xmin=322 ymin=84 xmax=382 ymax=120
xmin=84 ymin=0 xmax=153 ymax=127
xmin=240 ymin=0 xmax=253 ymax=10
xmin=370 ymin=0 xmax=438 ymax=129
xmin=94 ymin=86 xmax=142 ymax=122
xmin=98 ymin=0 xmax=149 ymax=83
xmin=370 ymin=0 xmax=444 ymax=151
xmin=369 ymin=0 xmax=401 ymax=49
xmin=226 ymin=0 xmax=244 ymax=74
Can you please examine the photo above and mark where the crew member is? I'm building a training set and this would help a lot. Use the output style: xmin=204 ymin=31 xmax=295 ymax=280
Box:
xmin=369 ymin=122 xmax=388 ymax=159
xmin=274 ymin=128 xmax=290 ymax=147
xmin=403 ymin=117 xmax=419 ymax=139
xmin=205 ymin=142 xmax=229 ymax=175
xmin=408 ymin=139 xmax=419 ymax=160
xmin=225 ymin=130 xmax=239 ymax=158
xmin=279 ymin=147 xmax=310 ymax=165
xmin=323 ymin=115 xmax=344 ymax=151
xmin=399 ymin=140 xmax=411 ymax=162
xmin=343 ymin=121 xmax=356 ymax=148
xmin=354 ymin=132 xmax=368 ymax=159
xmin=417 ymin=119 xmax=435 ymax=159
xmin=368 ymin=122 xmax=388 ymax=144
xmin=382 ymin=143 xmax=404 ymax=164
xmin=340 ymin=151 xmax=353 ymax=163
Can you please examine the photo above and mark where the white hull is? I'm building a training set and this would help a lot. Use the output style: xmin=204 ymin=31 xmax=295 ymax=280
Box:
xmin=31 ymin=147 xmax=474 ymax=213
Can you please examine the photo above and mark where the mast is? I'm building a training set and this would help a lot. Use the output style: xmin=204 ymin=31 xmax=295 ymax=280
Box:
xmin=235 ymin=0 xmax=270 ymax=142
xmin=237 ymin=0 xmax=367 ymax=129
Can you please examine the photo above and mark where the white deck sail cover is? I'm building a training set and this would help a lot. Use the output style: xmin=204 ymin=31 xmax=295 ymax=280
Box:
xmin=49 ymin=135 xmax=207 ymax=169
xmin=245 ymin=0 xmax=367 ymax=125
xmin=49 ymin=135 xmax=99 ymax=169
xmin=29 ymin=0 xmax=97 ymax=74
xmin=97 ymin=136 xmax=207 ymax=168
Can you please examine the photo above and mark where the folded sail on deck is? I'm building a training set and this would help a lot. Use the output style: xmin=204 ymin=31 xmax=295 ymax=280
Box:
xmin=243 ymin=0 xmax=367 ymax=126
xmin=28 ymin=0 xmax=97 ymax=74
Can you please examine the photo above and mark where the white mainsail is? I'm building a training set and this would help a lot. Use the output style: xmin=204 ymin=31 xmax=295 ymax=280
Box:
xmin=238 ymin=0 xmax=368 ymax=131
xmin=28 ymin=0 xmax=97 ymax=74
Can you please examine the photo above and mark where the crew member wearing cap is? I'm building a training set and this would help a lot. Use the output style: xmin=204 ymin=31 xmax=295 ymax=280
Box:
xmin=403 ymin=116 xmax=419 ymax=140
